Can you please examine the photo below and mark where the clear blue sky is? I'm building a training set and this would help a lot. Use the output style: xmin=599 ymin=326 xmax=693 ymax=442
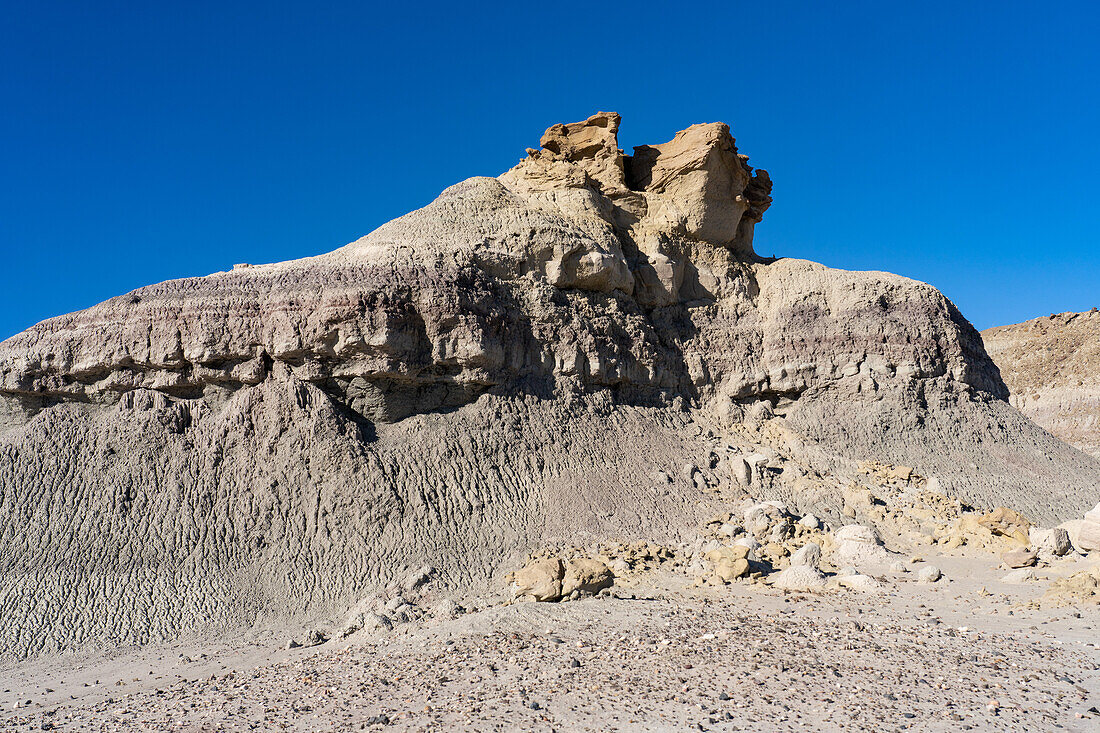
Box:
xmin=2 ymin=2 xmax=1098 ymax=339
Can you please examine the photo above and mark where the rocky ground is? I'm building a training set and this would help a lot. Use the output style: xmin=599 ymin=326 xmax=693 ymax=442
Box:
xmin=4 ymin=552 xmax=1100 ymax=732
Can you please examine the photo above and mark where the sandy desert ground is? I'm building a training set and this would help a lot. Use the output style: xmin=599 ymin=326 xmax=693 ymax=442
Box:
xmin=4 ymin=552 xmax=1099 ymax=732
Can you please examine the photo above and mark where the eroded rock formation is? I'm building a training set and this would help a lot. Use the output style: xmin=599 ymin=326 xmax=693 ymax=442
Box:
xmin=983 ymin=309 xmax=1100 ymax=458
xmin=2 ymin=113 xmax=1098 ymax=660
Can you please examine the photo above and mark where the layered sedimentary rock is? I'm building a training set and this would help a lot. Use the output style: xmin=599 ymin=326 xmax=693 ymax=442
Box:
xmin=2 ymin=113 xmax=1098 ymax=660
xmin=983 ymin=310 xmax=1100 ymax=458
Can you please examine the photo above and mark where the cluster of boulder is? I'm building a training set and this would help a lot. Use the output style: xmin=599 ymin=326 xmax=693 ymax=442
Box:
xmin=942 ymin=507 xmax=1035 ymax=551
xmin=340 ymin=486 xmax=1100 ymax=626
xmin=509 ymin=498 xmax=951 ymax=603
xmin=839 ymin=481 xmax=1100 ymax=598
xmin=503 ymin=447 xmax=1100 ymax=607
xmin=830 ymin=462 xmax=1100 ymax=591
xmin=690 ymin=501 xmax=939 ymax=593
xmin=594 ymin=540 xmax=678 ymax=578
xmin=508 ymin=539 xmax=683 ymax=602
xmin=934 ymin=504 xmax=1100 ymax=584
xmin=843 ymin=462 xmax=967 ymax=542
xmin=510 ymin=556 xmax=616 ymax=603
xmin=1001 ymin=504 xmax=1100 ymax=603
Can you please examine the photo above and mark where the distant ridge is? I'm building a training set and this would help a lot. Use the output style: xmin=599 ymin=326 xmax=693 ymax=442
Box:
xmin=983 ymin=308 xmax=1100 ymax=458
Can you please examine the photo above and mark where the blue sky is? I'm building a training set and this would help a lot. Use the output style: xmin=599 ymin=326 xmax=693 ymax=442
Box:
xmin=2 ymin=1 xmax=1097 ymax=339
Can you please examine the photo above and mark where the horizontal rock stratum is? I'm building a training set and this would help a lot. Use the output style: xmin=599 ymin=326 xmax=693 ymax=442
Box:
xmin=983 ymin=309 xmax=1100 ymax=458
xmin=2 ymin=113 xmax=1098 ymax=660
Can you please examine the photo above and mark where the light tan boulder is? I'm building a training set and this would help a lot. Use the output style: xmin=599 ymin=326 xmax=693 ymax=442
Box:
xmin=831 ymin=524 xmax=892 ymax=571
xmin=762 ymin=542 xmax=789 ymax=563
xmin=1029 ymin=527 xmax=1072 ymax=556
xmin=607 ymin=558 xmax=632 ymax=576
xmin=726 ymin=456 xmax=752 ymax=487
xmin=949 ymin=513 xmax=1023 ymax=552
xmin=1001 ymin=567 xmax=1037 ymax=584
xmin=743 ymin=501 xmax=787 ymax=537
xmin=1077 ymin=503 xmax=1100 ymax=552
xmin=1059 ymin=519 xmax=1085 ymax=549
xmin=512 ymin=558 xmax=564 ymax=602
xmin=772 ymin=564 xmax=826 ymax=591
xmin=714 ymin=557 xmax=751 ymax=583
xmin=836 ymin=573 xmax=883 ymax=592
xmin=834 ymin=525 xmax=880 ymax=544
xmin=917 ymin=565 xmax=942 ymax=583
xmin=791 ymin=542 xmax=822 ymax=569
xmin=705 ymin=545 xmax=751 ymax=563
xmin=733 ymin=537 xmax=761 ymax=554
xmin=703 ymin=545 xmax=751 ymax=583
xmin=1001 ymin=547 xmax=1038 ymax=568
xmin=1041 ymin=565 xmax=1100 ymax=606
xmin=977 ymin=507 xmax=1032 ymax=545
xmin=561 ymin=558 xmax=613 ymax=596
xmin=887 ymin=465 xmax=913 ymax=482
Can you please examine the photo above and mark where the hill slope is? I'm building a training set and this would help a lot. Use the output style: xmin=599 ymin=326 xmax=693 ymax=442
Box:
xmin=983 ymin=309 xmax=1100 ymax=458
xmin=2 ymin=113 xmax=1098 ymax=660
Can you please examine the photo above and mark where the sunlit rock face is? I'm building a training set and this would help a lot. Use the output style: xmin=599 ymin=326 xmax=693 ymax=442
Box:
xmin=1 ymin=113 xmax=1097 ymax=661
xmin=984 ymin=309 xmax=1100 ymax=458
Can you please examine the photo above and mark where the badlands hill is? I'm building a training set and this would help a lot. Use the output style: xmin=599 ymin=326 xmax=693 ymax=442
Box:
xmin=2 ymin=113 xmax=1099 ymax=661
xmin=983 ymin=309 xmax=1100 ymax=458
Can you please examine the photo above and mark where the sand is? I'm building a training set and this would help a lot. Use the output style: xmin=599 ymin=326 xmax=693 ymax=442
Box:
xmin=5 ymin=554 xmax=1099 ymax=732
